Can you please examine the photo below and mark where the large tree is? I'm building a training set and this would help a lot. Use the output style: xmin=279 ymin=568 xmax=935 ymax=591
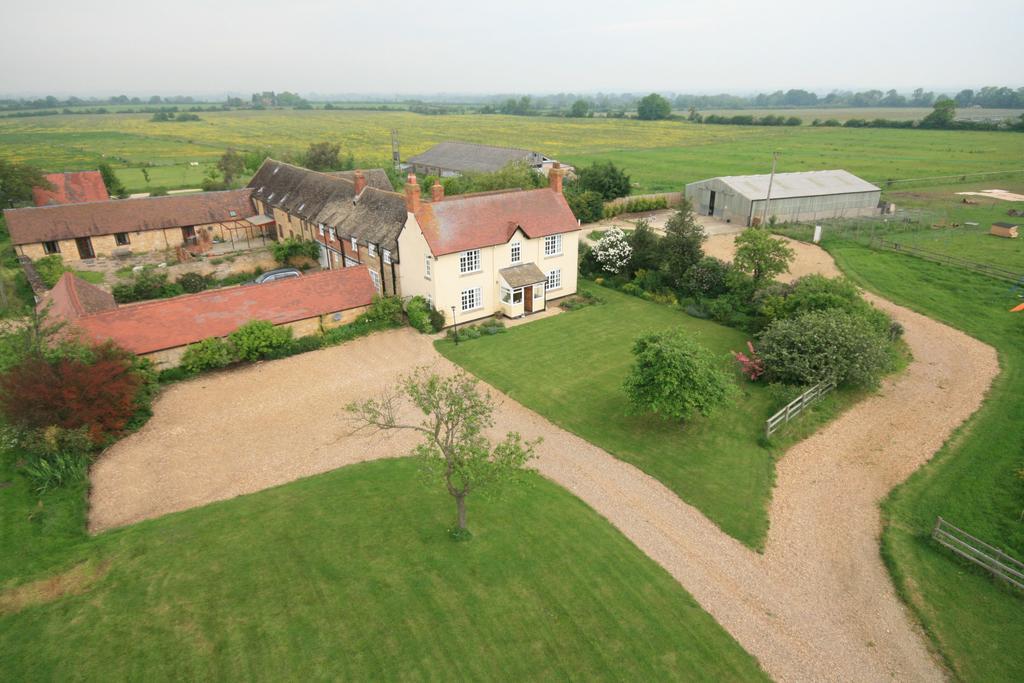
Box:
xmin=733 ymin=228 xmax=795 ymax=284
xmin=569 ymin=99 xmax=590 ymax=117
xmin=217 ymin=148 xmax=246 ymax=187
xmin=920 ymin=98 xmax=956 ymax=129
xmin=623 ymin=329 xmax=734 ymax=422
xmin=637 ymin=93 xmax=672 ymax=120
xmin=347 ymin=369 xmax=538 ymax=536
xmin=0 ymin=160 xmax=50 ymax=208
xmin=303 ymin=141 xmax=352 ymax=171
xmin=572 ymin=161 xmax=631 ymax=200
xmin=660 ymin=199 xmax=707 ymax=289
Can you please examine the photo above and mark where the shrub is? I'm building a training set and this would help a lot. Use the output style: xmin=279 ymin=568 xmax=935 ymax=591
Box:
xmin=623 ymin=329 xmax=735 ymax=422
xmin=428 ymin=307 xmax=446 ymax=332
xmin=112 ymin=269 xmax=184 ymax=303
xmin=176 ymin=271 xmax=211 ymax=293
xmin=733 ymin=228 xmax=795 ymax=284
xmin=594 ymin=227 xmax=633 ymax=274
xmin=271 ymin=237 xmax=320 ymax=265
xmin=180 ymin=337 xmax=235 ymax=373
xmin=684 ymin=257 xmax=731 ymax=300
xmin=602 ymin=195 xmax=669 ymax=219
xmin=285 ymin=334 xmax=325 ymax=355
xmin=757 ymin=310 xmax=892 ymax=387
xmin=361 ymin=295 xmax=405 ymax=325
xmin=0 ymin=342 xmax=145 ymax=444
xmin=228 ymin=320 xmax=293 ymax=362
xmin=34 ymin=255 xmax=67 ymax=288
xmin=755 ymin=275 xmax=893 ymax=338
xmin=732 ymin=341 xmax=765 ymax=381
xmin=20 ymin=426 xmax=93 ymax=494
xmin=406 ymin=296 xmax=437 ymax=333
xmin=565 ymin=189 xmax=605 ymax=223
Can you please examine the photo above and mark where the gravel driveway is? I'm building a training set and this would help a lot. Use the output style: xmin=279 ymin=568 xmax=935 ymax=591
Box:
xmin=90 ymin=239 xmax=998 ymax=681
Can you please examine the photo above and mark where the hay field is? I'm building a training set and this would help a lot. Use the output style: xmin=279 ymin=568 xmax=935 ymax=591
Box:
xmin=1 ymin=109 xmax=1023 ymax=193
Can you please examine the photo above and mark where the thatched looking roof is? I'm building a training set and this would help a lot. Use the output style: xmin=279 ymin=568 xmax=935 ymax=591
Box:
xmin=247 ymin=160 xmax=406 ymax=254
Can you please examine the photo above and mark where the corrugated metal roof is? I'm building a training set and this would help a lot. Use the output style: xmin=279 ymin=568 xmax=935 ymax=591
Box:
xmin=701 ymin=170 xmax=879 ymax=200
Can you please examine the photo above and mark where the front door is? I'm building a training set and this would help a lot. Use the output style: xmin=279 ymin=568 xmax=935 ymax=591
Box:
xmin=182 ymin=226 xmax=197 ymax=244
xmin=75 ymin=237 xmax=95 ymax=259
xmin=708 ymin=191 xmax=717 ymax=216
xmin=524 ymin=286 xmax=534 ymax=313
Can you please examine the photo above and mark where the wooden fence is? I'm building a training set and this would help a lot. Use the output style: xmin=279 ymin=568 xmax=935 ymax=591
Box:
xmin=872 ymin=239 xmax=1023 ymax=284
xmin=764 ymin=380 xmax=836 ymax=438
xmin=932 ymin=517 xmax=1024 ymax=591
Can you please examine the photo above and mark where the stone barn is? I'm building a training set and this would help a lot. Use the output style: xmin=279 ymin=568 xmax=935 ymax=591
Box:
xmin=685 ymin=170 xmax=881 ymax=226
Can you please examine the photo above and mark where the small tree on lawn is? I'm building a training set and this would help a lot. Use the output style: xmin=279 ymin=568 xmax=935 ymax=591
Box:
xmin=594 ymin=227 xmax=633 ymax=274
xmin=623 ymin=329 xmax=734 ymax=422
xmin=661 ymin=198 xmax=707 ymax=290
xmin=733 ymin=228 xmax=795 ymax=284
xmin=347 ymin=369 xmax=538 ymax=537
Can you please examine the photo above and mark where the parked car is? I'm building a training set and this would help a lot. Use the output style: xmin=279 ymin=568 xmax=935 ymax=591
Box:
xmin=252 ymin=268 xmax=302 ymax=284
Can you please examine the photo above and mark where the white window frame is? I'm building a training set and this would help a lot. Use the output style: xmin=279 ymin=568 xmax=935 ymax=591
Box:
xmin=460 ymin=287 xmax=482 ymax=312
xmin=328 ymin=228 xmax=336 ymax=241
xmin=318 ymin=224 xmax=325 ymax=237
xmin=368 ymin=243 xmax=377 ymax=258
xmin=351 ymin=236 xmax=358 ymax=251
xmin=44 ymin=240 xmax=61 ymax=254
xmin=383 ymin=249 xmax=391 ymax=265
xmin=534 ymin=283 xmax=544 ymax=299
xmin=369 ymin=269 xmax=381 ymax=292
xmin=459 ymin=249 xmax=481 ymax=274
xmin=510 ymin=240 xmax=522 ymax=264
xmin=546 ymin=268 xmax=562 ymax=291
xmin=544 ymin=234 xmax=563 ymax=257
xmin=424 ymin=254 xmax=432 ymax=280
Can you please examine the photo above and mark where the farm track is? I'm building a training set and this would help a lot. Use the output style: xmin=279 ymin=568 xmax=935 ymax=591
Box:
xmin=90 ymin=239 xmax=997 ymax=681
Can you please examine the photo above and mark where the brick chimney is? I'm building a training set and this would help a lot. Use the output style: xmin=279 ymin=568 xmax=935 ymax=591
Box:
xmin=430 ymin=179 xmax=444 ymax=202
xmin=405 ymin=173 xmax=421 ymax=213
xmin=353 ymin=169 xmax=366 ymax=194
xmin=548 ymin=162 xmax=565 ymax=194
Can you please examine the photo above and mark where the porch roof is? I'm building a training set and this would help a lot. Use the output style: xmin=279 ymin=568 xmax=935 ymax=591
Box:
xmin=499 ymin=263 xmax=546 ymax=288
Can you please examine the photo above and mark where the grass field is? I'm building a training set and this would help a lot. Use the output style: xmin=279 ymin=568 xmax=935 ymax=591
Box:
xmin=0 ymin=454 xmax=767 ymax=680
xmin=2 ymin=110 xmax=1024 ymax=193
xmin=776 ymin=180 xmax=1024 ymax=274
xmin=437 ymin=282 xmax=865 ymax=548
xmin=822 ymin=240 xmax=1024 ymax=681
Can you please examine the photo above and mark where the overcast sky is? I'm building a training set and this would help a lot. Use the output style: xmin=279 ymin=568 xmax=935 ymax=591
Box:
xmin=2 ymin=0 xmax=1022 ymax=97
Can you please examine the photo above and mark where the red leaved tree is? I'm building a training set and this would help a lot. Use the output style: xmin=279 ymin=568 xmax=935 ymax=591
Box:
xmin=732 ymin=341 xmax=765 ymax=381
xmin=0 ymin=342 xmax=143 ymax=444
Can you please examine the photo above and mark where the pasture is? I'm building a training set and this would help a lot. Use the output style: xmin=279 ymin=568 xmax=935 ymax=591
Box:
xmin=694 ymin=106 xmax=1024 ymax=123
xmin=1 ymin=110 xmax=1023 ymax=193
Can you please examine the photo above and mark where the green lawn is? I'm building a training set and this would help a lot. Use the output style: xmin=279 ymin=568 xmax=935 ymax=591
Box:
xmin=438 ymin=282 xmax=862 ymax=548
xmin=0 ymin=446 xmax=765 ymax=680
xmin=823 ymin=239 xmax=1024 ymax=681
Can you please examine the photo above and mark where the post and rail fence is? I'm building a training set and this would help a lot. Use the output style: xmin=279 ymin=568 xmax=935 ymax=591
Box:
xmin=931 ymin=517 xmax=1024 ymax=591
xmin=764 ymin=380 xmax=836 ymax=439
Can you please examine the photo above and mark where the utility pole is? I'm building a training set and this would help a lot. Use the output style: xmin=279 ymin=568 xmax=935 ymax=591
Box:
xmin=391 ymin=129 xmax=401 ymax=171
xmin=762 ymin=151 xmax=779 ymax=227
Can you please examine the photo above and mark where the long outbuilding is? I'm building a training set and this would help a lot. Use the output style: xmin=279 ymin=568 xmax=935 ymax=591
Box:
xmin=684 ymin=170 xmax=881 ymax=226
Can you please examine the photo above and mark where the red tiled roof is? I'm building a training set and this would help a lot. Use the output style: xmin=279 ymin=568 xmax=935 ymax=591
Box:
xmin=413 ymin=188 xmax=580 ymax=256
xmin=4 ymin=189 xmax=257 ymax=246
xmin=33 ymin=171 xmax=110 ymax=206
xmin=74 ymin=267 xmax=376 ymax=354
xmin=39 ymin=272 xmax=117 ymax=321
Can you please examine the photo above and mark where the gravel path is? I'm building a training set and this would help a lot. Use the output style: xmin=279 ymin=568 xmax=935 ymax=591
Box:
xmin=90 ymin=237 xmax=998 ymax=681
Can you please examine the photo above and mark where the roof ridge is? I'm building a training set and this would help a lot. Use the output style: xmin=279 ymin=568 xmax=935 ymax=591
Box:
xmin=6 ymin=187 xmax=252 ymax=214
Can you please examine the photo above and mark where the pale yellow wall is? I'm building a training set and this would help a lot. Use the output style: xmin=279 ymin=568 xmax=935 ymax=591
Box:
xmin=400 ymin=220 xmax=579 ymax=326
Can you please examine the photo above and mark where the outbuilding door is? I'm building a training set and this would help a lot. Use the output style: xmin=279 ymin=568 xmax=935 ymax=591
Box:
xmin=75 ymin=237 xmax=95 ymax=260
xmin=708 ymin=191 xmax=716 ymax=216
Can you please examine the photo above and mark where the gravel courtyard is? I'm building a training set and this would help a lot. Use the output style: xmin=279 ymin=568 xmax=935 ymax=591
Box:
xmin=89 ymin=239 xmax=998 ymax=681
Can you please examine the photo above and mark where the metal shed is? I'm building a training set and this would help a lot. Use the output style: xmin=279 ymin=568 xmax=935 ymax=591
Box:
xmin=684 ymin=170 xmax=881 ymax=226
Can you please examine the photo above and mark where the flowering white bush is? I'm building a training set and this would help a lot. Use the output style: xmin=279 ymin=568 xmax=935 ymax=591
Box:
xmin=594 ymin=227 xmax=633 ymax=274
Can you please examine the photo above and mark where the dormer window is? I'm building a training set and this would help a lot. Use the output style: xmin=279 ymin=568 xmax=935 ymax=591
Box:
xmin=351 ymin=236 xmax=358 ymax=251
xmin=368 ymin=243 xmax=377 ymax=258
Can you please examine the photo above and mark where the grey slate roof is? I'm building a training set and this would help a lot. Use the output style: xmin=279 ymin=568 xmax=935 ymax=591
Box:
xmin=499 ymin=263 xmax=547 ymax=288
xmin=406 ymin=141 xmax=547 ymax=174
xmin=327 ymin=169 xmax=395 ymax=191
xmin=247 ymin=160 xmax=407 ymax=254
xmin=702 ymin=170 xmax=879 ymax=200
